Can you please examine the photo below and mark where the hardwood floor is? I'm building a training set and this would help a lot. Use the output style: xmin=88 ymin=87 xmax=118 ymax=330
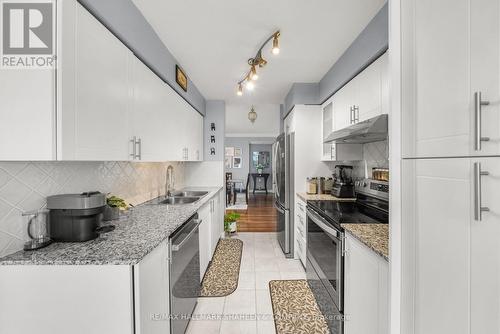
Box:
xmin=227 ymin=193 xmax=277 ymax=232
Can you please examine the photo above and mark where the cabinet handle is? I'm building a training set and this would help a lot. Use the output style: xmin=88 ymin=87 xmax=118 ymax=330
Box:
xmin=350 ymin=106 xmax=354 ymax=124
xmin=354 ymin=105 xmax=359 ymax=122
xmin=474 ymin=92 xmax=491 ymax=151
xmin=474 ymin=162 xmax=490 ymax=221
xmin=136 ymin=138 xmax=142 ymax=160
xmin=130 ymin=136 xmax=137 ymax=159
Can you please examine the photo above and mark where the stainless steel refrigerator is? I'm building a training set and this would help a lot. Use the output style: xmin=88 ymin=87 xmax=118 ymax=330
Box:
xmin=273 ymin=132 xmax=294 ymax=257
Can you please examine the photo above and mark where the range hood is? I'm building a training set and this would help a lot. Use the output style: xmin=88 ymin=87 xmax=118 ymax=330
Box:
xmin=324 ymin=114 xmax=388 ymax=144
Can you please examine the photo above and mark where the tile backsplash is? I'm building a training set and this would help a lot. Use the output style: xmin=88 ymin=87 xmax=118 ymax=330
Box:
xmin=329 ymin=140 xmax=389 ymax=179
xmin=0 ymin=161 xmax=185 ymax=257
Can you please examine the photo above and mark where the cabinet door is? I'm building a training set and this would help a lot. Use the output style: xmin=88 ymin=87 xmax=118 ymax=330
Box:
xmin=71 ymin=6 xmax=131 ymax=160
xmin=354 ymin=54 xmax=383 ymax=122
xmin=402 ymin=158 xmax=471 ymax=334
xmin=402 ymin=0 xmax=471 ymax=158
xmin=333 ymin=84 xmax=353 ymax=131
xmin=131 ymin=57 xmax=179 ymax=161
xmin=322 ymin=101 xmax=334 ymax=160
xmin=344 ymin=234 xmax=386 ymax=334
xmin=134 ymin=241 xmax=170 ymax=334
xmin=210 ymin=196 xmax=221 ymax=256
xmin=0 ymin=69 xmax=55 ymax=160
xmin=470 ymin=0 xmax=500 ymax=156
xmin=198 ymin=203 xmax=212 ymax=280
xmin=470 ymin=158 xmax=500 ymax=333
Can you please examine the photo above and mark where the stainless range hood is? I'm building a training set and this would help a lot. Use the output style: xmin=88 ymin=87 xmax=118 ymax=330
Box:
xmin=324 ymin=114 xmax=388 ymax=144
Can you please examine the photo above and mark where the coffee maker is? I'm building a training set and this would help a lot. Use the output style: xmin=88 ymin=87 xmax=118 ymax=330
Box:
xmin=331 ymin=165 xmax=355 ymax=198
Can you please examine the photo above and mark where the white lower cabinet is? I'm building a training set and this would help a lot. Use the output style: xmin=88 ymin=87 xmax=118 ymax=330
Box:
xmin=402 ymin=157 xmax=500 ymax=334
xmin=0 ymin=241 xmax=169 ymax=334
xmin=294 ymin=196 xmax=307 ymax=267
xmin=198 ymin=190 xmax=224 ymax=280
xmin=198 ymin=202 xmax=212 ymax=280
xmin=344 ymin=234 xmax=388 ymax=334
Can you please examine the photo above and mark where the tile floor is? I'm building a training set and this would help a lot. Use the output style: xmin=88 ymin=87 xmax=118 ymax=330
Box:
xmin=186 ymin=232 xmax=306 ymax=334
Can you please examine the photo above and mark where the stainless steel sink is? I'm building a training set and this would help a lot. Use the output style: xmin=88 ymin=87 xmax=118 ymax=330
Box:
xmin=171 ymin=191 xmax=209 ymax=198
xmin=160 ymin=197 xmax=200 ymax=205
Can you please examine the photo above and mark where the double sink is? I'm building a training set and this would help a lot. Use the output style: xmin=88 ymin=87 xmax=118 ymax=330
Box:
xmin=158 ymin=190 xmax=209 ymax=205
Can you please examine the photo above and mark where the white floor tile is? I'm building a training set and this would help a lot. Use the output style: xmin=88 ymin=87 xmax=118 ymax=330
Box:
xmin=277 ymin=259 xmax=305 ymax=273
xmin=255 ymin=271 xmax=281 ymax=290
xmin=224 ymin=289 xmax=256 ymax=315
xmin=186 ymin=319 xmax=222 ymax=334
xmin=254 ymin=258 xmax=280 ymax=272
xmin=193 ymin=297 xmax=225 ymax=316
xmin=255 ymin=289 xmax=273 ymax=316
xmin=238 ymin=271 xmax=256 ymax=290
xmin=280 ymin=271 xmax=307 ymax=280
xmin=220 ymin=320 xmax=257 ymax=334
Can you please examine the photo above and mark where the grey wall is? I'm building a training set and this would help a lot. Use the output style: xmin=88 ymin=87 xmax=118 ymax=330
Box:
xmin=282 ymin=3 xmax=388 ymax=113
xmin=318 ymin=3 xmax=388 ymax=103
xmin=225 ymin=137 xmax=275 ymax=190
xmin=279 ymin=104 xmax=285 ymax=134
xmin=204 ymin=101 xmax=225 ymax=161
xmin=78 ymin=0 xmax=206 ymax=115
xmin=284 ymin=83 xmax=320 ymax=114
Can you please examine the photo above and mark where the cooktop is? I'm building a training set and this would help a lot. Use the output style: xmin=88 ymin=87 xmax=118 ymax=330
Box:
xmin=307 ymin=199 xmax=388 ymax=227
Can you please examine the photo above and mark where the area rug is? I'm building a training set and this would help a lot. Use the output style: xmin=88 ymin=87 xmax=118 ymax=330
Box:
xmin=269 ymin=280 xmax=330 ymax=334
xmin=200 ymin=238 xmax=243 ymax=297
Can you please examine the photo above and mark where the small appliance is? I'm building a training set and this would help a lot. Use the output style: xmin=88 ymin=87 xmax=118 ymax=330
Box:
xmin=47 ymin=191 xmax=108 ymax=242
xmin=331 ymin=165 xmax=355 ymax=198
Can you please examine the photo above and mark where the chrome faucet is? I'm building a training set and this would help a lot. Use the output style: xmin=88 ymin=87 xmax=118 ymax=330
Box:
xmin=166 ymin=165 xmax=175 ymax=197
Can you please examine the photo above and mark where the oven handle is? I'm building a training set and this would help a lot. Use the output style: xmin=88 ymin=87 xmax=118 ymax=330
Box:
xmin=307 ymin=208 xmax=342 ymax=238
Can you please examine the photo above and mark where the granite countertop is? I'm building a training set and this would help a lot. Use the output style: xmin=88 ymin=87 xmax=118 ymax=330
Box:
xmin=297 ymin=192 xmax=356 ymax=202
xmin=341 ymin=224 xmax=389 ymax=261
xmin=0 ymin=187 xmax=222 ymax=266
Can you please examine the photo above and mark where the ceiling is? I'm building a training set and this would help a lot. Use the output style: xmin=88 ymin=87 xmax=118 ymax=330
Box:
xmin=132 ymin=0 xmax=386 ymax=105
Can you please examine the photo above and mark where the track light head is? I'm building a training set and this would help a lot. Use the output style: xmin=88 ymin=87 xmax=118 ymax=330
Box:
xmin=237 ymin=84 xmax=243 ymax=96
xmin=250 ymin=65 xmax=259 ymax=81
xmin=246 ymin=81 xmax=255 ymax=90
xmin=272 ymin=32 xmax=280 ymax=55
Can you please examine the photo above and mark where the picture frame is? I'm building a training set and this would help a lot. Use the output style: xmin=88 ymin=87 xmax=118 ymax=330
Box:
xmin=234 ymin=148 xmax=242 ymax=157
xmin=175 ymin=65 xmax=188 ymax=92
xmin=233 ymin=157 xmax=242 ymax=168
xmin=225 ymin=147 xmax=235 ymax=156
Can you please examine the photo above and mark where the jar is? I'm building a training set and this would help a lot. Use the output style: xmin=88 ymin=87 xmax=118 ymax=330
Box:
xmin=324 ymin=178 xmax=334 ymax=194
xmin=306 ymin=177 xmax=317 ymax=194
xmin=317 ymin=177 xmax=325 ymax=194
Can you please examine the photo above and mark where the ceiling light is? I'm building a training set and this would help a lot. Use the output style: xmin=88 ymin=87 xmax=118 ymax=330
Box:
xmin=248 ymin=106 xmax=257 ymax=123
xmin=235 ymin=30 xmax=280 ymax=95
xmin=272 ymin=33 xmax=280 ymax=55
xmin=250 ymin=65 xmax=259 ymax=81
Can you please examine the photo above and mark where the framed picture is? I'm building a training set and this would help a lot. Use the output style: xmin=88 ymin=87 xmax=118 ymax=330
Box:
xmin=234 ymin=148 xmax=242 ymax=156
xmin=225 ymin=156 xmax=232 ymax=169
xmin=225 ymin=147 xmax=235 ymax=156
xmin=175 ymin=65 xmax=188 ymax=92
xmin=233 ymin=157 xmax=242 ymax=168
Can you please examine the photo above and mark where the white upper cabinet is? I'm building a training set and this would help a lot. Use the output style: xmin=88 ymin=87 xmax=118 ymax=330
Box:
xmin=0 ymin=0 xmax=204 ymax=162
xmin=59 ymin=4 xmax=132 ymax=160
xmin=402 ymin=157 xmax=500 ymax=334
xmin=333 ymin=82 xmax=354 ymax=130
xmin=402 ymin=0 xmax=500 ymax=158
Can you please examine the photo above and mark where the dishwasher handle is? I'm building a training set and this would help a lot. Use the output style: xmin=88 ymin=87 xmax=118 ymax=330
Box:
xmin=171 ymin=219 xmax=201 ymax=252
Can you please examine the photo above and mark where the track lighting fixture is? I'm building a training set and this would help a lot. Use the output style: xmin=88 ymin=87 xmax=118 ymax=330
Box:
xmin=236 ymin=30 xmax=280 ymax=96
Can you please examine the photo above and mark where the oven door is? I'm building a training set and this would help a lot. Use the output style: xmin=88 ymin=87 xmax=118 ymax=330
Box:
xmin=306 ymin=207 xmax=345 ymax=312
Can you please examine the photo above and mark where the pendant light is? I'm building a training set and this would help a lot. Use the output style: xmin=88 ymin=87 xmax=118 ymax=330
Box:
xmin=248 ymin=106 xmax=257 ymax=123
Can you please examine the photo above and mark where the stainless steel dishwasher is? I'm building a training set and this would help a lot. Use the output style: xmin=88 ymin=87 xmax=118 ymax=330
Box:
xmin=169 ymin=214 xmax=201 ymax=334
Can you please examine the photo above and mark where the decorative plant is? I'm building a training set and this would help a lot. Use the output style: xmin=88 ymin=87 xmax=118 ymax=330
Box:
xmin=224 ymin=212 xmax=241 ymax=233
xmin=256 ymin=163 xmax=264 ymax=173
xmin=106 ymin=195 xmax=129 ymax=210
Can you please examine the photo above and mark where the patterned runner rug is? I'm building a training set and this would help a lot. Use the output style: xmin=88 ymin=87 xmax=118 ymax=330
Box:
xmin=200 ymin=238 xmax=243 ymax=297
xmin=269 ymin=280 xmax=330 ymax=334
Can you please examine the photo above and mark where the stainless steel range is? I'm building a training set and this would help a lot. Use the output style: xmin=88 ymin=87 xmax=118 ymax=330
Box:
xmin=306 ymin=178 xmax=388 ymax=333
